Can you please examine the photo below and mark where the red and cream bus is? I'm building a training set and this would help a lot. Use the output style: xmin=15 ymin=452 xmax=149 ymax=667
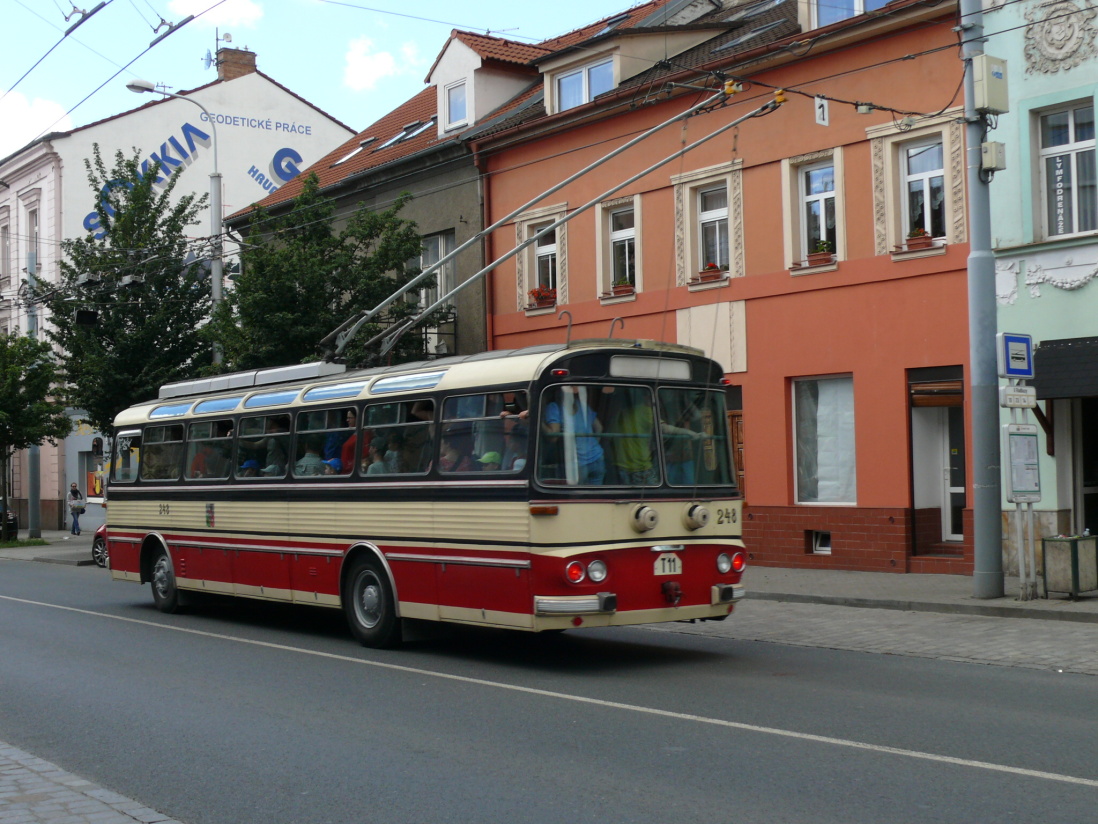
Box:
xmin=105 ymin=339 xmax=746 ymax=647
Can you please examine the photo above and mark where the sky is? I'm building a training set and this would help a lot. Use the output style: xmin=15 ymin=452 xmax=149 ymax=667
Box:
xmin=1 ymin=0 xmax=645 ymax=159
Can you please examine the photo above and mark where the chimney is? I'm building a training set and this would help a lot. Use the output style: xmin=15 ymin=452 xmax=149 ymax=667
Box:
xmin=217 ymin=47 xmax=257 ymax=81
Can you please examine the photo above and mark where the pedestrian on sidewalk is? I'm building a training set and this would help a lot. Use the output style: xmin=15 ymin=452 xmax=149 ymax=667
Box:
xmin=67 ymin=483 xmax=85 ymax=535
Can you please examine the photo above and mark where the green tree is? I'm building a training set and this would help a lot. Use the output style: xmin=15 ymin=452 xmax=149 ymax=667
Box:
xmin=211 ymin=174 xmax=431 ymax=370
xmin=0 ymin=333 xmax=73 ymax=531
xmin=44 ymin=146 xmax=212 ymax=434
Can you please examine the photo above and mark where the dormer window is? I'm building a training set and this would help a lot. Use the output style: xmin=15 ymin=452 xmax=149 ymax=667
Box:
xmin=332 ymin=137 xmax=376 ymax=166
xmin=813 ymin=0 xmax=890 ymax=28
xmin=446 ymin=81 xmax=467 ymax=129
xmin=555 ymin=58 xmax=614 ymax=112
xmin=376 ymin=118 xmax=436 ymax=151
xmin=596 ymin=13 xmax=630 ymax=36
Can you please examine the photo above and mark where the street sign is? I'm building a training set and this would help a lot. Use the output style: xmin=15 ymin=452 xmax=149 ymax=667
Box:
xmin=1004 ymin=423 xmax=1041 ymax=503
xmin=996 ymin=332 xmax=1034 ymax=379
xmin=999 ymin=384 xmax=1036 ymax=408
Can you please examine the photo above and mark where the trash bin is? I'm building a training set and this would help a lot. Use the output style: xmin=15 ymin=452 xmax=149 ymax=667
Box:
xmin=1041 ymin=536 xmax=1098 ymax=599
xmin=1 ymin=511 xmax=17 ymax=541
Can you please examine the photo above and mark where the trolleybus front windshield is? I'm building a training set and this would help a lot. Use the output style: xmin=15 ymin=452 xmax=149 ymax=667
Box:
xmin=536 ymin=384 xmax=734 ymax=488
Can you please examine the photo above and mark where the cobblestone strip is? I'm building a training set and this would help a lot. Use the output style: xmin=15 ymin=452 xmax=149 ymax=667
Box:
xmin=0 ymin=744 xmax=183 ymax=824
xmin=648 ymin=600 xmax=1098 ymax=676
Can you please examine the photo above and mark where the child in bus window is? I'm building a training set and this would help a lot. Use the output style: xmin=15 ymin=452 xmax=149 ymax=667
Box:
xmin=477 ymin=451 xmax=502 ymax=471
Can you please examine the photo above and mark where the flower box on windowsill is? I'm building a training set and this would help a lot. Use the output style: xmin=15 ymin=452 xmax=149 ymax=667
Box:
xmin=693 ymin=268 xmax=727 ymax=283
xmin=805 ymin=251 xmax=835 ymax=267
xmin=610 ymin=283 xmax=635 ymax=296
xmin=527 ymin=298 xmax=556 ymax=310
xmin=905 ymin=234 xmax=934 ymax=250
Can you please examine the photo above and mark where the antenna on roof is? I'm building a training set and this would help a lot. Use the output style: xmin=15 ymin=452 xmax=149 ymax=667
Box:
xmin=202 ymin=49 xmax=214 ymax=70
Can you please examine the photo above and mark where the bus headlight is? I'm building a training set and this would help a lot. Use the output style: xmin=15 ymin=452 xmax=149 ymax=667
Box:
xmin=631 ymin=505 xmax=659 ymax=533
xmin=587 ymin=560 xmax=608 ymax=583
xmin=716 ymin=552 xmax=733 ymax=573
xmin=683 ymin=504 xmax=709 ymax=530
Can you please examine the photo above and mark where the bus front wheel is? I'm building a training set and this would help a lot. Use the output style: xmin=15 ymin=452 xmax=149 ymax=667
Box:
xmin=150 ymin=548 xmax=181 ymax=613
xmin=343 ymin=557 xmax=401 ymax=649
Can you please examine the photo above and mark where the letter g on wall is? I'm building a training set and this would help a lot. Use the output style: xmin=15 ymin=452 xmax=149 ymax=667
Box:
xmin=271 ymin=147 xmax=303 ymax=183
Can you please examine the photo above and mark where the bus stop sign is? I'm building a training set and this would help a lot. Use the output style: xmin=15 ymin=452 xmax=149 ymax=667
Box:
xmin=997 ymin=333 xmax=1034 ymax=379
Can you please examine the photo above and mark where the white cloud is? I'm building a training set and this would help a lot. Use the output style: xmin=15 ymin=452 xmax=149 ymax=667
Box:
xmin=343 ymin=37 xmax=400 ymax=92
xmin=0 ymin=92 xmax=73 ymax=158
xmin=168 ymin=0 xmax=263 ymax=28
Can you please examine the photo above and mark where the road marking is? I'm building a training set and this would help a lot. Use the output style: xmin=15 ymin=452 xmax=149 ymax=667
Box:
xmin=4 ymin=593 xmax=1097 ymax=789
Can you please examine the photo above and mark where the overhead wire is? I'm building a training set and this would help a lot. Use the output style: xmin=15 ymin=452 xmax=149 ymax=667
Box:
xmin=20 ymin=0 xmax=1088 ymax=277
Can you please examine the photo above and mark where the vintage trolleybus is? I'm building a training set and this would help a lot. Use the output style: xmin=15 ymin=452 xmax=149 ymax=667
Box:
xmin=105 ymin=340 xmax=746 ymax=647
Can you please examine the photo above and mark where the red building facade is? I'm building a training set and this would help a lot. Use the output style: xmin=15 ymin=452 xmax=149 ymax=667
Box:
xmin=473 ymin=0 xmax=974 ymax=573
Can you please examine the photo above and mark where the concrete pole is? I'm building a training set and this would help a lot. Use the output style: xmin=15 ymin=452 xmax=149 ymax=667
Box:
xmin=961 ymin=0 xmax=1004 ymax=598
xmin=25 ymin=251 xmax=41 ymax=539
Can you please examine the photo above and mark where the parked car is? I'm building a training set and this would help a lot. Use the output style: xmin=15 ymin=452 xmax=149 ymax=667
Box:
xmin=91 ymin=523 xmax=108 ymax=568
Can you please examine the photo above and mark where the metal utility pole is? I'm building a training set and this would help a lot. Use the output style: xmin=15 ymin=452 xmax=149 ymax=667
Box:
xmin=961 ymin=0 xmax=1004 ymax=598
xmin=25 ymin=252 xmax=42 ymax=539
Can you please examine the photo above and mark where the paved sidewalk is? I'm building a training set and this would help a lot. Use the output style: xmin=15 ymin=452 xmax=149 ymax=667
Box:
xmin=747 ymin=565 xmax=1098 ymax=623
xmin=0 ymin=743 xmax=181 ymax=824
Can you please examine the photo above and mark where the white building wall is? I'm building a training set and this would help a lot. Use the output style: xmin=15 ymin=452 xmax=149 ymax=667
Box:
xmin=0 ymin=68 xmax=354 ymax=528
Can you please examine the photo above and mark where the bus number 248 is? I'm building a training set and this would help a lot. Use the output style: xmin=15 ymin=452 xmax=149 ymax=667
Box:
xmin=716 ymin=508 xmax=737 ymax=525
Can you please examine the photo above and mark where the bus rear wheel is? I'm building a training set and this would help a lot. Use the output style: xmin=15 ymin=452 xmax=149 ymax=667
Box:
xmin=150 ymin=547 xmax=181 ymax=613
xmin=343 ymin=557 xmax=401 ymax=648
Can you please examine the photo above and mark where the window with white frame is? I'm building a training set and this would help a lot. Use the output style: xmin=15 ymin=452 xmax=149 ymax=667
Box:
xmin=555 ymin=58 xmax=613 ymax=112
xmin=794 ymin=376 xmax=856 ymax=504
xmin=813 ymin=0 xmax=890 ymax=28
xmin=699 ymin=187 xmax=729 ymax=270
xmin=610 ymin=207 xmax=635 ymax=287
xmin=419 ymin=231 xmax=456 ymax=307
xmin=446 ymin=82 xmax=467 ymax=129
xmin=903 ymin=140 xmax=945 ymax=238
xmin=533 ymin=223 xmax=558 ymax=291
xmin=1039 ymin=103 xmax=1096 ymax=238
xmin=868 ymin=112 xmax=963 ymax=254
xmin=801 ymin=162 xmax=836 ymax=255
xmin=0 ymin=223 xmax=9 ymax=287
xmin=27 ymin=207 xmax=39 ymax=262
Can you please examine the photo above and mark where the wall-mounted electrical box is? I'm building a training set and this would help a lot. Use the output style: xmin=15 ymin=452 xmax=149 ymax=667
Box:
xmin=982 ymin=141 xmax=1007 ymax=171
xmin=972 ymin=54 xmax=1009 ymax=114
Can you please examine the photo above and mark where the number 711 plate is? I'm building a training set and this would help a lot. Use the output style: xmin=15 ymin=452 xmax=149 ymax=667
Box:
xmin=654 ymin=553 xmax=682 ymax=576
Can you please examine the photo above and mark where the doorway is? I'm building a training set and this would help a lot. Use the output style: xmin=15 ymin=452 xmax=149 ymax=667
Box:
xmin=909 ymin=370 xmax=965 ymax=549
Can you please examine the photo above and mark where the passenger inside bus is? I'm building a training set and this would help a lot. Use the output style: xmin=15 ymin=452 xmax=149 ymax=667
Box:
xmin=541 ymin=386 xmax=605 ymax=485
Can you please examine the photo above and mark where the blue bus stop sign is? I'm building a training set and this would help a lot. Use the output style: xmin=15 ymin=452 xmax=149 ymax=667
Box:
xmin=996 ymin=333 xmax=1034 ymax=380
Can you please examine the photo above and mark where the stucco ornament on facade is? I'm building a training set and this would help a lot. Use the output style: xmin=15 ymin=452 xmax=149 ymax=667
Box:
xmin=1024 ymin=0 xmax=1098 ymax=74
xmin=995 ymin=259 xmax=1019 ymax=304
xmin=1025 ymin=255 xmax=1098 ymax=296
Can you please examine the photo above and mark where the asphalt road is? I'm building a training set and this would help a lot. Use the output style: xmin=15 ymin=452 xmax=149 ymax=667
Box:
xmin=2 ymin=559 xmax=1097 ymax=824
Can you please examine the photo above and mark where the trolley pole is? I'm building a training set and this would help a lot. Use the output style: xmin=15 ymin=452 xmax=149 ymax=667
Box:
xmin=961 ymin=0 xmax=1004 ymax=598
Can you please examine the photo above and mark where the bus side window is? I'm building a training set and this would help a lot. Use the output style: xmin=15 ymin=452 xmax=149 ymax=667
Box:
xmin=236 ymin=414 xmax=290 ymax=478
xmin=361 ymin=401 xmax=433 ymax=476
xmin=293 ymin=406 xmax=355 ymax=477
xmin=140 ymin=425 xmax=184 ymax=481
xmin=113 ymin=430 xmax=144 ymax=483
xmin=441 ymin=391 xmax=527 ymax=474
xmin=186 ymin=419 xmax=233 ymax=480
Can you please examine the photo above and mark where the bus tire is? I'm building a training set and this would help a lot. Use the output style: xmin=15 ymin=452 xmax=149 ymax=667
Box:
xmin=150 ymin=547 xmax=181 ymax=613
xmin=343 ymin=557 xmax=401 ymax=649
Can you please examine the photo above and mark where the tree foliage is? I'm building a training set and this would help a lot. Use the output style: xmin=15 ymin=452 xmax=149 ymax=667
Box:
xmin=210 ymin=174 xmax=432 ymax=370
xmin=44 ymin=146 xmax=212 ymax=433
xmin=0 ymin=333 xmax=72 ymax=515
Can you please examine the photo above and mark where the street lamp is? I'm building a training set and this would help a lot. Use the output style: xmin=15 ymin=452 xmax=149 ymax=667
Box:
xmin=126 ymin=78 xmax=223 ymax=364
